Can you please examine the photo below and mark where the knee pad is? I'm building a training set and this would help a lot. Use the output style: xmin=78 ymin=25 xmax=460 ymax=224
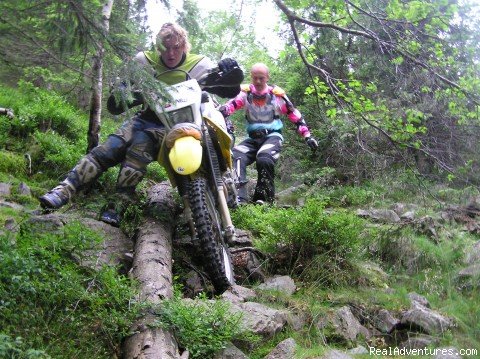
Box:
xmin=68 ymin=155 xmax=102 ymax=188
xmin=116 ymin=164 xmax=146 ymax=191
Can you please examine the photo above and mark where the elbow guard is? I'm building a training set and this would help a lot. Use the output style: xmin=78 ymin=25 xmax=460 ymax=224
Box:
xmin=295 ymin=118 xmax=311 ymax=137
xmin=295 ymin=118 xmax=308 ymax=130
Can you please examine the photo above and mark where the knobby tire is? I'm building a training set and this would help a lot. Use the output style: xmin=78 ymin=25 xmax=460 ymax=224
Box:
xmin=188 ymin=177 xmax=234 ymax=294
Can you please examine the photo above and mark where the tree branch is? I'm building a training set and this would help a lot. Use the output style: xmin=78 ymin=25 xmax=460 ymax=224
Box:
xmin=273 ymin=0 xmax=479 ymax=105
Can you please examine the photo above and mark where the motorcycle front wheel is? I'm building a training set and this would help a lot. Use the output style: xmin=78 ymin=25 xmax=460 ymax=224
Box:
xmin=188 ymin=177 xmax=235 ymax=294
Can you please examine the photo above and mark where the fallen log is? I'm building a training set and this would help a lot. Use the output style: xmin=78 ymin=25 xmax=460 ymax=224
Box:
xmin=122 ymin=182 xmax=187 ymax=359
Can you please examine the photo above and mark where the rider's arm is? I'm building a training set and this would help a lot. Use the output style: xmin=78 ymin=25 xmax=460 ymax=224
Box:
xmin=196 ymin=57 xmax=244 ymax=99
xmin=107 ymin=87 xmax=144 ymax=115
xmin=275 ymin=89 xmax=311 ymax=138
xmin=106 ymin=52 xmax=148 ymax=115
xmin=222 ymin=90 xmax=247 ymax=116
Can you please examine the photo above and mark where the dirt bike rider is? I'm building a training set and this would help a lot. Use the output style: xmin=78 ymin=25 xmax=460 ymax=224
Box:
xmin=219 ymin=63 xmax=318 ymax=204
xmin=39 ymin=22 xmax=243 ymax=226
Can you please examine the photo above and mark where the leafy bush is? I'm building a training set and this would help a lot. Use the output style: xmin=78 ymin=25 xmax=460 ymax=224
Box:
xmin=33 ymin=130 xmax=85 ymax=178
xmin=0 ymin=221 xmax=139 ymax=358
xmin=0 ymin=151 xmax=27 ymax=177
xmin=371 ymin=226 xmax=466 ymax=275
xmin=318 ymin=185 xmax=376 ymax=207
xmin=0 ymin=334 xmax=50 ymax=359
xmin=0 ymin=82 xmax=90 ymax=181
xmin=157 ymin=290 xmax=257 ymax=358
xmin=0 ymin=81 xmax=86 ymax=143
xmin=232 ymin=199 xmax=365 ymax=286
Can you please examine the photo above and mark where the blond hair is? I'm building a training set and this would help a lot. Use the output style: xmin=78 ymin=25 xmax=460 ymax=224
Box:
xmin=156 ymin=22 xmax=191 ymax=53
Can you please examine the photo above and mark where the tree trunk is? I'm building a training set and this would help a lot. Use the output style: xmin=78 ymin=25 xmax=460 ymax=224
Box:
xmin=122 ymin=182 xmax=187 ymax=359
xmin=86 ymin=0 xmax=114 ymax=152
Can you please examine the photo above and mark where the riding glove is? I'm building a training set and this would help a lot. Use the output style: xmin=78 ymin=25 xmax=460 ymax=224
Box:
xmin=306 ymin=137 xmax=319 ymax=152
xmin=218 ymin=58 xmax=239 ymax=74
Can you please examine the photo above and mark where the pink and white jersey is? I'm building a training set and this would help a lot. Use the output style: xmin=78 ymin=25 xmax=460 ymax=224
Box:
xmin=223 ymin=84 xmax=311 ymax=138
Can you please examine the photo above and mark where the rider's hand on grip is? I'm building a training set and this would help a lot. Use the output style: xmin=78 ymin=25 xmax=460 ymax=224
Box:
xmin=218 ymin=58 xmax=239 ymax=74
xmin=218 ymin=105 xmax=229 ymax=118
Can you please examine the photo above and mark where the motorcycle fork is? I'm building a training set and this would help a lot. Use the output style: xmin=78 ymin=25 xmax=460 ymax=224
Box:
xmin=216 ymin=186 xmax=236 ymax=243
xmin=202 ymin=124 xmax=236 ymax=244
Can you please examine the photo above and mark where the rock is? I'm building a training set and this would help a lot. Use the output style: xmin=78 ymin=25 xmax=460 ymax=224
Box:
xmin=221 ymin=285 xmax=257 ymax=304
xmin=356 ymin=261 xmax=389 ymax=287
xmin=458 ymin=262 xmax=480 ymax=277
xmin=391 ymin=203 xmax=419 ymax=216
xmin=347 ymin=346 xmax=368 ymax=355
xmin=264 ymin=338 xmax=296 ymax=359
xmin=0 ymin=200 xmax=24 ymax=211
xmin=79 ymin=218 xmax=134 ymax=273
xmin=416 ymin=215 xmax=438 ymax=238
xmin=230 ymin=301 xmax=287 ymax=339
xmin=464 ymin=241 xmax=480 ymax=265
xmin=456 ymin=263 xmax=480 ymax=289
xmin=373 ymin=309 xmax=399 ymax=333
xmin=231 ymin=248 xmax=266 ymax=283
xmin=184 ymin=270 xmax=204 ymax=297
xmin=4 ymin=218 xmax=17 ymax=231
xmin=356 ymin=208 xmax=401 ymax=223
xmin=400 ymin=305 xmax=452 ymax=334
xmin=400 ymin=210 xmax=415 ymax=221
xmin=230 ymin=229 xmax=253 ymax=247
xmin=407 ymin=292 xmax=430 ymax=308
xmin=320 ymin=349 xmax=354 ymax=359
xmin=0 ymin=183 xmax=11 ymax=196
xmin=398 ymin=334 xmax=438 ymax=350
xmin=27 ymin=213 xmax=67 ymax=233
xmin=17 ymin=182 xmax=31 ymax=196
xmin=283 ymin=310 xmax=308 ymax=331
xmin=257 ymin=275 xmax=296 ymax=295
xmin=213 ymin=343 xmax=248 ymax=359
xmin=317 ymin=306 xmax=370 ymax=343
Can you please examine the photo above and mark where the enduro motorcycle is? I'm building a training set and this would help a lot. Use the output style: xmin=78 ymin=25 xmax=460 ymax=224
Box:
xmin=149 ymin=67 xmax=242 ymax=294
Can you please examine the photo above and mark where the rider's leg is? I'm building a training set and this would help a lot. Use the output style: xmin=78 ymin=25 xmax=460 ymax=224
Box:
xmin=100 ymin=128 xmax=164 ymax=226
xmin=39 ymin=134 xmax=127 ymax=210
xmin=252 ymin=136 xmax=282 ymax=204
xmin=232 ymin=139 xmax=257 ymax=203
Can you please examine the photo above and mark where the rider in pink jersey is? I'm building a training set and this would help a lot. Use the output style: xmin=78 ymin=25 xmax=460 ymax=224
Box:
xmin=220 ymin=63 xmax=318 ymax=204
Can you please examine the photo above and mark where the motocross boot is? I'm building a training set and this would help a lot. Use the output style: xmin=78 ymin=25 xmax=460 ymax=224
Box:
xmin=99 ymin=202 xmax=122 ymax=227
xmin=39 ymin=180 xmax=76 ymax=209
xmin=252 ymin=156 xmax=275 ymax=204
xmin=39 ymin=155 xmax=102 ymax=210
xmin=99 ymin=164 xmax=145 ymax=226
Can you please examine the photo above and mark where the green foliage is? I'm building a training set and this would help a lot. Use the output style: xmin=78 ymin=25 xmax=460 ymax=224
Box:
xmin=0 ymin=83 xmax=90 ymax=181
xmin=33 ymin=130 xmax=85 ymax=178
xmin=146 ymin=161 xmax=168 ymax=183
xmin=0 ymin=334 xmax=50 ymax=359
xmin=232 ymin=199 xmax=364 ymax=286
xmin=0 ymin=221 xmax=140 ymax=358
xmin=0 ymin=151 xmax=27 ymax=178
xmin=156 ymin=290 xmax=257 ymax=358
xmin=0 ymin=82 xmax=86 ymax=144
xmin=320 ymin=185 xmax=376 ymax=207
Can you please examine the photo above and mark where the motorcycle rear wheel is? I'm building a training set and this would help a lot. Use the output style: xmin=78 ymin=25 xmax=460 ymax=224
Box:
xmin=188 ymin=177 xmax=235 ymax=294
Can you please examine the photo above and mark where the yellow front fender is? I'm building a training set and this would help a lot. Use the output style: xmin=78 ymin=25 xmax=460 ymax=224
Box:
xmin=168 ymin=136 xmax=203 ymax=175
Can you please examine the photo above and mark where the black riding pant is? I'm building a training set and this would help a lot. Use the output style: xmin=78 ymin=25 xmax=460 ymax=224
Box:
xmin=232 ymin=135 xmax=282 ymax=203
